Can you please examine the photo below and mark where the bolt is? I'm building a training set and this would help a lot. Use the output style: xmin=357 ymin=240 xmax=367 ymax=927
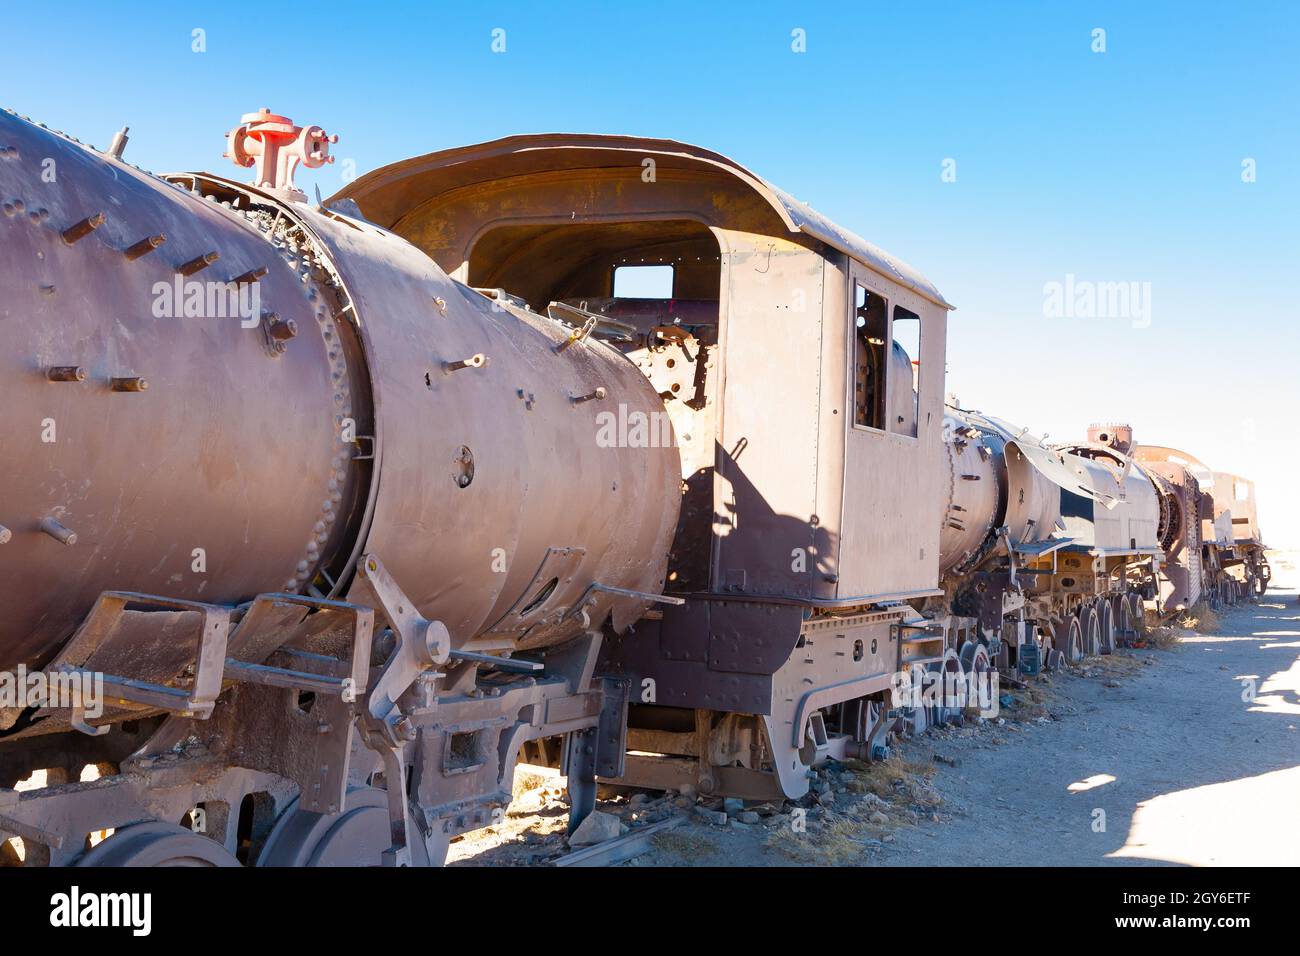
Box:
xmin=232 ymin=266 xmax=268 ymax=285
xmin=106 ymin=126 xmax=129 ymax=160
xmin=572 ymin=386 xmax=607 ymax=404
xmin=45 ymin=366 xmax=86 ymax=382
xmin=444 ymin=353 xmax=487 ymax=373
xmin=111 ymin=376 xmax=148 ymax=392
xmin=39 ymin=517 xmax=76 ymax=546
xmin=124 ymin=234 xmax=167 ymax=261
xmin=61 ymin=212 xmax=106 ymax=245
xmin=178 ymin=251 xmax=220 ymax=277
xmin=0 ymin=525 xmax=10 ymax=545
xmin=268 ymin=316 xmax=298 ymax=341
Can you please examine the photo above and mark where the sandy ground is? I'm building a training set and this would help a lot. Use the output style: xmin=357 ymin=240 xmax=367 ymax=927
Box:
xmin=449 ymin=551 xmax=1300 ymax=867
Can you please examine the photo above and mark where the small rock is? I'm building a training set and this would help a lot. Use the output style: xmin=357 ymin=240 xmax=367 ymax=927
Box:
xmin=630 ymin=793 xmax=650 ymax=806
xmin=568 ymin=811 xmax=622 ymax=847
xmin=869 ymin=810 xmax=888 ymax=825
xmin=677 ymin=783 xmax=697 ymax=798
xmin=723 ymin=797 xmax=744 ymax=814
xmin=695 ymin=806 xmax=728 ymax=826
xmin=738 ymin=811 xmax=761 ymax=824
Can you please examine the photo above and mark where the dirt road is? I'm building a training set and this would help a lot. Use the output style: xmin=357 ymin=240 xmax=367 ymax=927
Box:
xmin=451 ymin=553 xmax=1300 ymax=867
xmin=879 ymin=575 xmax=1300 ymax=867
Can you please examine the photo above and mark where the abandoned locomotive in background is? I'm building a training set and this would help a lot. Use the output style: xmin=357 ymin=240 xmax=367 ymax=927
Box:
xmin=0 ymin=107 xmax=1269 ymax=866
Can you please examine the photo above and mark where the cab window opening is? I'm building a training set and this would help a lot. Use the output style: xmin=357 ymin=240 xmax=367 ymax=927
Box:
xmin=853 ymin=282 xmax=889 ymax=430
xmin=612 ymin=264 xmax=674 ymax=299
xmin=889 ymin=306 xmax=921 ymax=438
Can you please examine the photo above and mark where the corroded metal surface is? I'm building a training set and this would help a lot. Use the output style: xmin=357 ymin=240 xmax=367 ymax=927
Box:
xmin=0 ymin=110 xmax=347 ymax=677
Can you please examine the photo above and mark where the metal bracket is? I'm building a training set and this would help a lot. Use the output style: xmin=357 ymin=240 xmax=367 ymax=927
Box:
xmin=348 ymin=554 xmax=450 ymax=746
xmin=565 ymin=582 xmax=685 ymax=628
xmin=223 ymin=592 xmax=373 ymax=704
xmin=49 ymin=592 xmax=232 ymax=732
xmin=345 ymin=554 xmax=451 ymax=867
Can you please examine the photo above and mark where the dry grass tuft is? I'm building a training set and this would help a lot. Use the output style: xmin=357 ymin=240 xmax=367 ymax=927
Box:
xmin=763 ymin=814 xmax=871 ymax=865
xmin=1178 ymin=601 xmax=1220 ymax=635
xmin=512 ymin=769 xmax=550 ymax=799
xmin=1148 ymin=625 xmax=1182 ymax=650
xmin=1008 ymin=680 xmax=1055 ymax=721
xmin=1087 ymin=653 xmax=1145 ymax=678
xmin=840 ymin=755 xmax=937 ymax=800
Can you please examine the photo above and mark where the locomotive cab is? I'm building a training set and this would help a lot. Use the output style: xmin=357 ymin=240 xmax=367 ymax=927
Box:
xmin=337 ymin=134 xmax=954 ymax=800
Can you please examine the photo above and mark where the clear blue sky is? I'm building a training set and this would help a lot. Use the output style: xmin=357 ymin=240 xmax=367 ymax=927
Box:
xmin=7 ymin=1 xmax=1298 ymax=544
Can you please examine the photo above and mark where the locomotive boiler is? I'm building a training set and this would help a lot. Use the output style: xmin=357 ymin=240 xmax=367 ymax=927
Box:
xmin=931 ymin=409 xmax=1163 ymax=673
xmin=0 ymin=107 xmax=679 ymax=865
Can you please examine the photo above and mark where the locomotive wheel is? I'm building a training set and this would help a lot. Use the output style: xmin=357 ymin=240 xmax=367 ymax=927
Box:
xmin=1117 ymin=595 xmax=1137 ymax=645
xmin=929 ymin=649 xmax=966 ymax=725
xmin=900 ymin=663 xmax=930 ymax=735
xmin=1097 ymin=599 xmax=1116 ymax=655
xmin=75 ymin=822 xmax=240 ymax=867
xmin=258 ymin=787 xmax=435 ymax=867
xmin=1054 ymin=617 xmax=1084 ymax=665
xmin=1127 ymin=593 xmax=1147 ymax=641
xmin=958 ymin=641 xmax=994 ymax=717
xmin=1078 ymin=606 xmax=1100 ymax=657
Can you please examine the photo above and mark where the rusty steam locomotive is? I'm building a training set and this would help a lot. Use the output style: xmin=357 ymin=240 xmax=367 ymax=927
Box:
xmin=0 ymin=108 xmax=1267 ymax=865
